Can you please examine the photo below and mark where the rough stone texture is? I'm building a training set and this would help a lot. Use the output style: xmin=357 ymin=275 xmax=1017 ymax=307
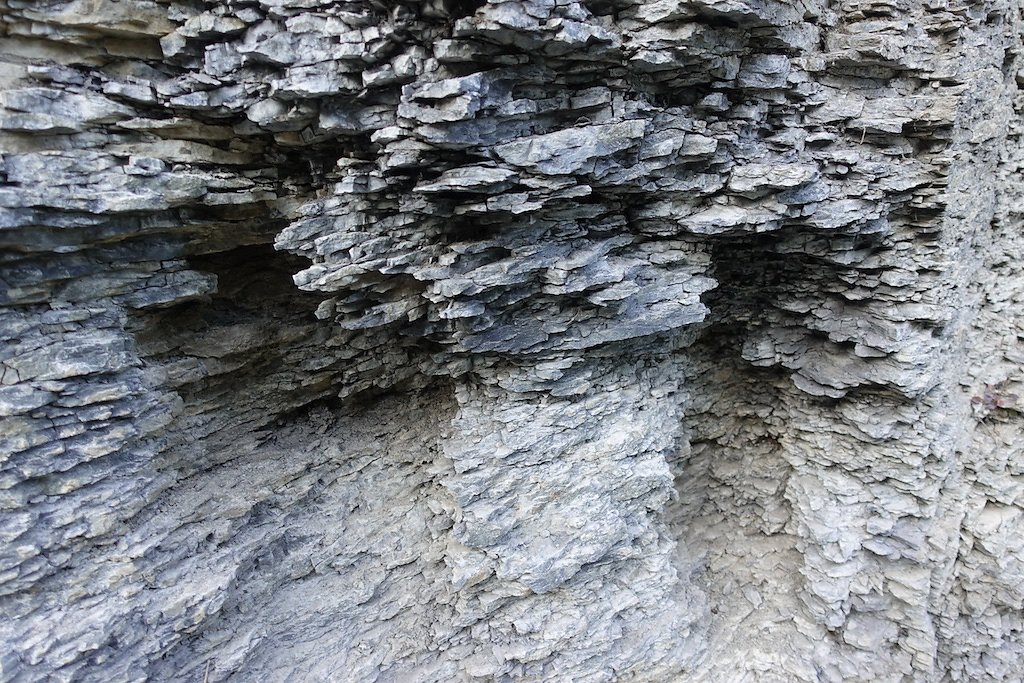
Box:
xmin=1 ymin=0 xmax=1023 ymax=681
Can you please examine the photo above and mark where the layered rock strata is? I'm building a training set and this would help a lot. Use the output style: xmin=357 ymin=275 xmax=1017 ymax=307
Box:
xmin=1 ymin=0 xmax=1022 ymax=681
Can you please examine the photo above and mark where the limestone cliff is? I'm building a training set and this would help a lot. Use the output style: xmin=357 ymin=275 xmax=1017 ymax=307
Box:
xmin=1 ymin=0 xmax=1023 ymax=681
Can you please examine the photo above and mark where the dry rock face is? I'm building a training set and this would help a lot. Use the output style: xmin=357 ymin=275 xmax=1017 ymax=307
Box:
xmin=1 ymin=0 xmax=1023 ymax=680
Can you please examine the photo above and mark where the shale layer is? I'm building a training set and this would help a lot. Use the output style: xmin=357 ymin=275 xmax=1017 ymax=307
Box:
xmin=1 ymin=1 xmax=1023 ymax=681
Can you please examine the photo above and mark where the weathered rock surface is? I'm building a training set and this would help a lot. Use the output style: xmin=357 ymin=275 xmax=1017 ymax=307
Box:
xmin=1 ymin=0 xmax=1022 ymax=681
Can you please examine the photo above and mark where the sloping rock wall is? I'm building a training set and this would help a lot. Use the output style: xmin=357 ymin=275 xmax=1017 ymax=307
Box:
xmin=1 ymin=0 xmax=1023 ymax=681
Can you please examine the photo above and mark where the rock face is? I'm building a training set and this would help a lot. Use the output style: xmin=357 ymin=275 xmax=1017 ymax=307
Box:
xmin=1 ymin=0 xmax=1023 ymax=680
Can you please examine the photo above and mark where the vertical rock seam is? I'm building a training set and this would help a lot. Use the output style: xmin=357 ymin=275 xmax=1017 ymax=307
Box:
xmin=0 ymin=1 xmax=1022 ymax=681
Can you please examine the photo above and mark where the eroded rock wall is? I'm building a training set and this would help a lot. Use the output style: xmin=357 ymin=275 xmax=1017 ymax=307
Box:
xmin=1 ymin=0 xmax=1023 ymax=681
